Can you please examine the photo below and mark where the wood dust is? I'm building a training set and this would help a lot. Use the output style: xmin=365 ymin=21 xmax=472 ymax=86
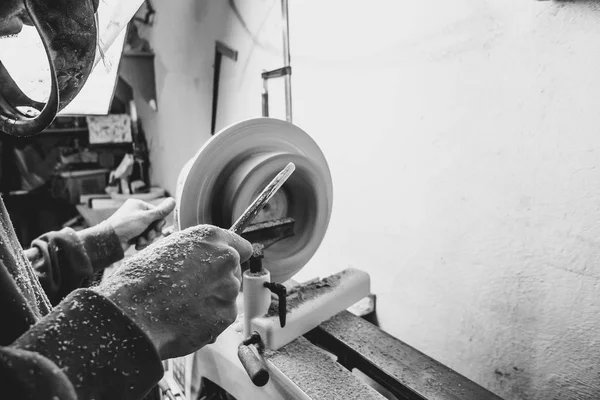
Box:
xmin=264 ymin=270 xmax=349 ymax=318
xmin=265 ymin=336 xmax=385 ymax=399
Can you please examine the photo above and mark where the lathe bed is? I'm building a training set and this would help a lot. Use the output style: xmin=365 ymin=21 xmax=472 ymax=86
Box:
xmin=296 ymin=309 xmax=502 ymax=400
xmin=258 ymin=299 xmax=501 ymax=400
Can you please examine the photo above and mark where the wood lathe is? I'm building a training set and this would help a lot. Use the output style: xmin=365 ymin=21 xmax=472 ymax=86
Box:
xmin=160 ymin=118 xmax=503 ymax=400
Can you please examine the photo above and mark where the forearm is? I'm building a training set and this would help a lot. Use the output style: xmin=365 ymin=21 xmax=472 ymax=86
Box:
xmin=27 ymin=224 xmax=124 ymax=305
xmin=0 ymin=346 xmax=77 ymax=400
xmin=77 ymin=222 xmax=125 ymax=271
xmin=12 ymin=289 xmax=163 ymax=400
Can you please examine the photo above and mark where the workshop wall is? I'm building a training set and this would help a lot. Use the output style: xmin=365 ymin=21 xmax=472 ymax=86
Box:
xmin=140 ymin=1 xmax=600 ymax=399
xmin=134 ymin=0 xmax=235 ymax=196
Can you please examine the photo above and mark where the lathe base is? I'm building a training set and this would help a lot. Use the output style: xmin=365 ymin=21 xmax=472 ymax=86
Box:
xmin=164 ymin=309 xmax=503 ymax=400
xmin=164 ymin=313 xmax=386 ymax=400
xmin=162 ymin=269 xmax=504 ymax=400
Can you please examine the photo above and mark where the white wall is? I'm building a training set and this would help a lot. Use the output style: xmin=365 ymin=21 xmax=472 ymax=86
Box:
xmin=139 ymin=1 xmax=600 ymax=398
xmin=135 ymin=0 xmax=234 ymax=196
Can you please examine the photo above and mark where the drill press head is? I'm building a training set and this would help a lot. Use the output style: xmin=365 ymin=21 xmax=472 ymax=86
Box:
xmin=176 ymin=118 xmax=333 ymax=283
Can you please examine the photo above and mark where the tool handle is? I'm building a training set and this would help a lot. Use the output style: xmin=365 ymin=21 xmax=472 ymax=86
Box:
xmin=129 ymin=219 xmax=166 ymax=248
xmin=237 ymin=344 xmax=269 ymax=387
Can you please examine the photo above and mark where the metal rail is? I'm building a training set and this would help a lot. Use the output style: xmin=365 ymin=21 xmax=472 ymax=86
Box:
xmin=261 ymin=0 xmax=293 ymax=122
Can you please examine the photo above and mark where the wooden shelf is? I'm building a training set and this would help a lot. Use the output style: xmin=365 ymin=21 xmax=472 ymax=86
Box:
xmin=42 ymin=127 xmax=88 ymax=134
xmin=122 ymin=51 xmax=154 ymax=57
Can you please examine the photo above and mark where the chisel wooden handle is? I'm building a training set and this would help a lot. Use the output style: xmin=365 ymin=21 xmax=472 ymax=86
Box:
xmin=238 ymin=335 xmax=269 ymax=387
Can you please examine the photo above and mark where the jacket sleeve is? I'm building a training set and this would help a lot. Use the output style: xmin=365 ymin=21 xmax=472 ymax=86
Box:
xmin=3 ymin=288 xmax=163 ymax=400
xmin=24 ymin=223 xmax=124 ymax=305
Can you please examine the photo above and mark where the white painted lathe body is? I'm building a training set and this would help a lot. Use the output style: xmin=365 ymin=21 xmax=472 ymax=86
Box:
xmin=242 ymin=269 xmax=272 ymax=338
xmin=163 ymin=269 xmax=371 ymax=399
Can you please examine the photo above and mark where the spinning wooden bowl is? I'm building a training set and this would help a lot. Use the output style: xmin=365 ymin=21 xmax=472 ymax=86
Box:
xmin=176 ymin=118 xmax=333 ymax=283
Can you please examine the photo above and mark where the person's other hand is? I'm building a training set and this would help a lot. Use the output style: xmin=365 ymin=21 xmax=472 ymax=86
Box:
xmin=93 ymin=225 xmax=253 ymax=359
xmin=106 ymin=198 xmax=176 ymax=251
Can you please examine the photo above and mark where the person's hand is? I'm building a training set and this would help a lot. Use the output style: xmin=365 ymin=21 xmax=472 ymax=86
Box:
xmin=93 ymin=225 xmax=253 ymax=359
xmin=106 ymin=197 xmax=176 ymax=251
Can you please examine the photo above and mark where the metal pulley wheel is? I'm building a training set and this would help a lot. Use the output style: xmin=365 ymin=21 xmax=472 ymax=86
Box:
xmin=176 ymin=118 xmax=333 ymax=283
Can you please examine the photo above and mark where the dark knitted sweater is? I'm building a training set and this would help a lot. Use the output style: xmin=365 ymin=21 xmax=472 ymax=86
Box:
xmin=0 ymin=197 xmax=163 ymax=399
